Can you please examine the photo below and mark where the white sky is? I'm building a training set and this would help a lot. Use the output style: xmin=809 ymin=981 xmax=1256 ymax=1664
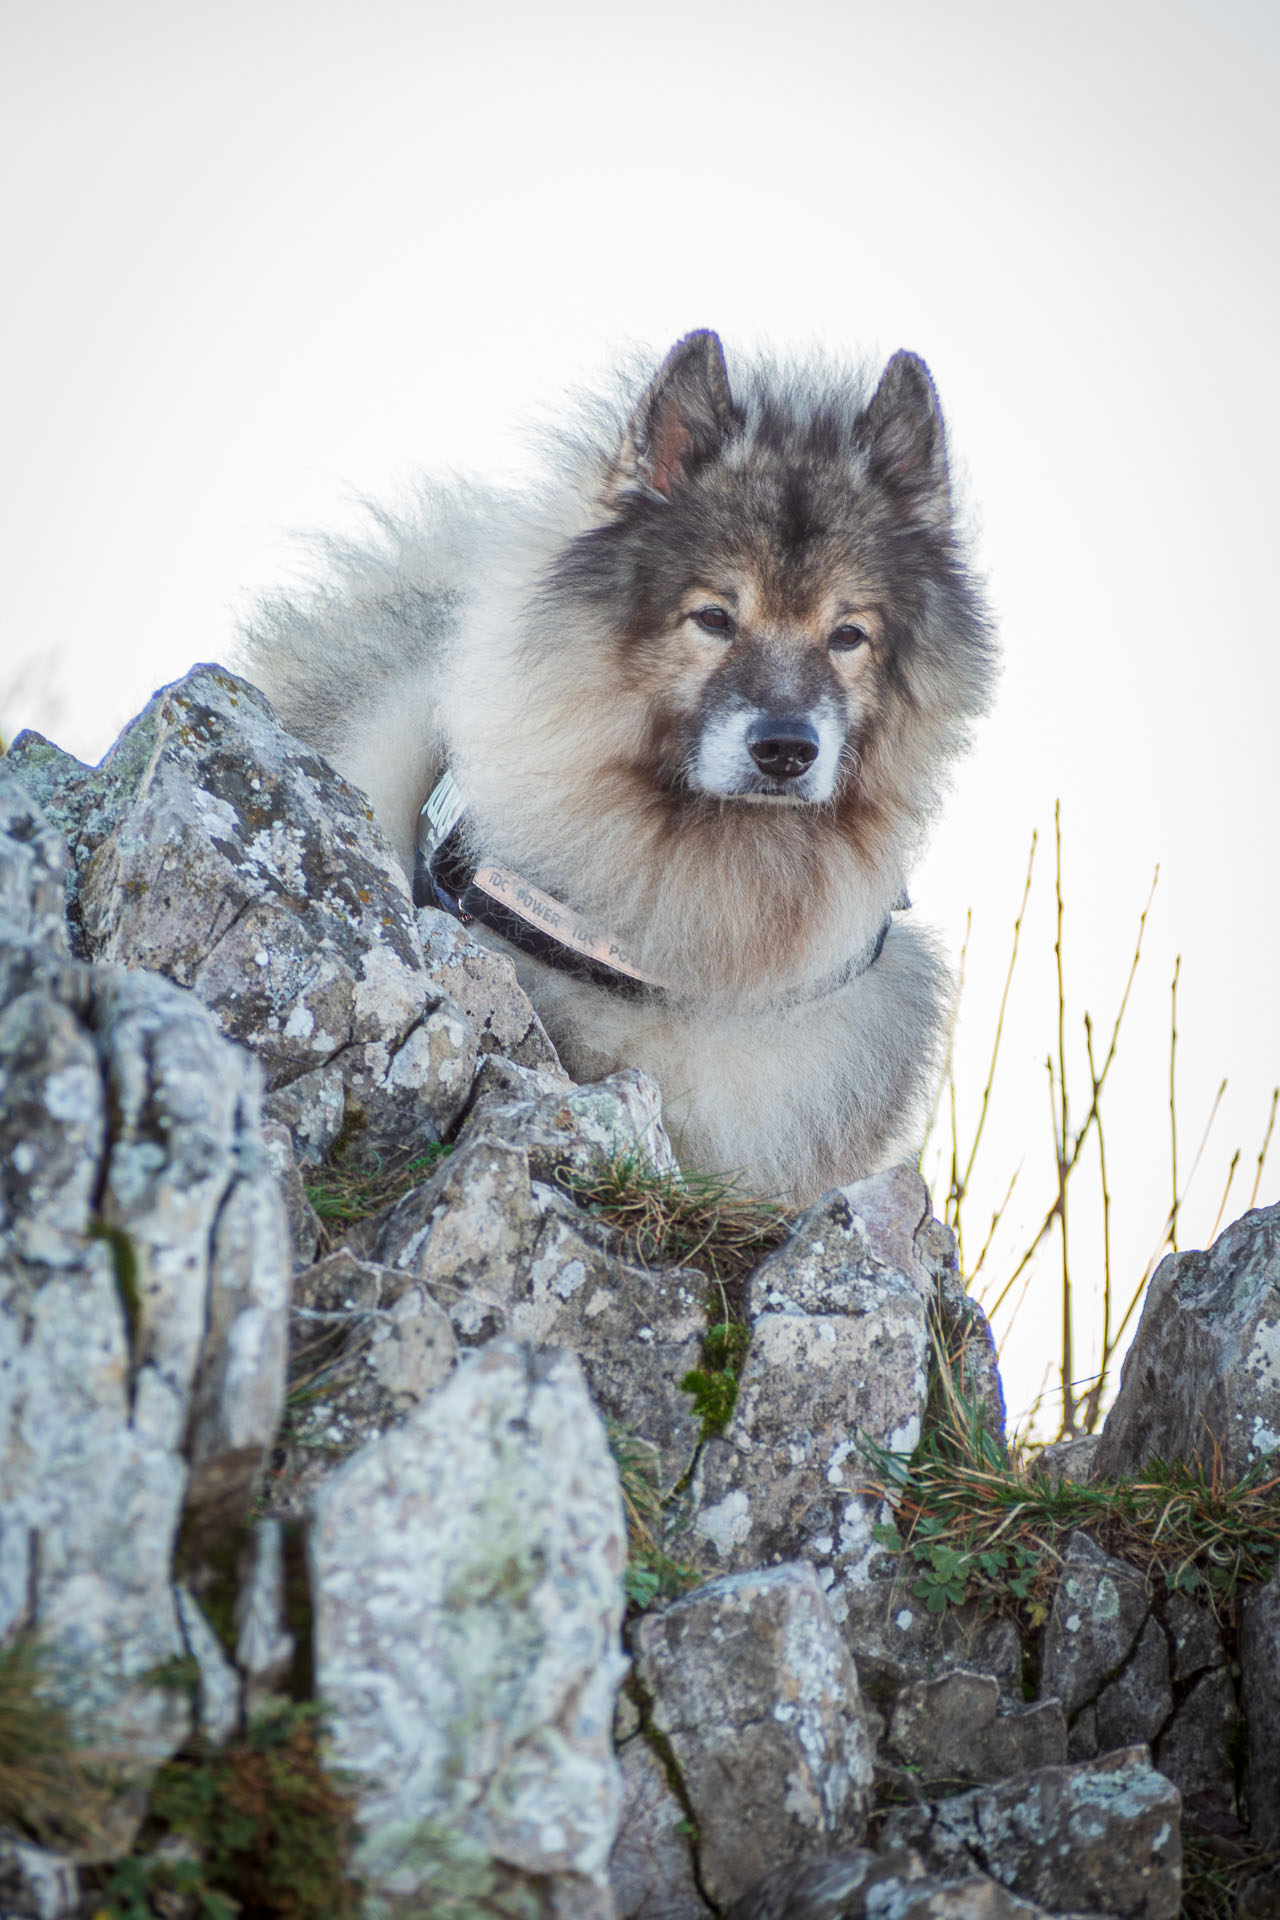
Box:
xmin=3 ymin=0 xmax=1277 ymax=1432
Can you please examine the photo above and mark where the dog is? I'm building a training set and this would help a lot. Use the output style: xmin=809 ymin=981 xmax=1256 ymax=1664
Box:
xmin=243 ymin=331 xmax=996 ymax=1203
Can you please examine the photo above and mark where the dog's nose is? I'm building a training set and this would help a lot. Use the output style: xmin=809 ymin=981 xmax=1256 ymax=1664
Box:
xmin=746 ymin=715 xmax=820 ymax=780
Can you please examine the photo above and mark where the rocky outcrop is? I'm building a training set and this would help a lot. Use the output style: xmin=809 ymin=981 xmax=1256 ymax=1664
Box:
xmin=3 ymin=668 xmax=1279 ymax=1917
xmin=1094 ymin=1200 xmax=1280 ymax=1480
xmin=0 ymin=771 xmax=290 ymax=1846
xmin=627 ymin=1563 xmax=875 ymax=1910
xmin=311 ymin=1339 xmax=627 ymax=1916
xmin=880 ymin=1746 xmax=1182 ymax=1919
xmin=7 ymin=669 xmax=479 ymax=1165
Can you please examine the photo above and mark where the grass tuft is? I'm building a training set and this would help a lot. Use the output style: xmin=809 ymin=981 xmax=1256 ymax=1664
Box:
xmin=606 ymin=1425 xmax=702 ymax=1610
xmin=304 ymin=1141 xmax=450 ymax=1240
xmin=556 ymin=1149 xmax=792 ymax=1288
xmin=863 ymin=1389 xmax=1280 ymax=1627
xmin=0 ymin=1636 xmax=109 ymax=1847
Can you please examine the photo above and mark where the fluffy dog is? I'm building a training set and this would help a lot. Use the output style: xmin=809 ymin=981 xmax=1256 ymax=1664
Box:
xmin=244 ymin=331 xmax=996 ymax=1201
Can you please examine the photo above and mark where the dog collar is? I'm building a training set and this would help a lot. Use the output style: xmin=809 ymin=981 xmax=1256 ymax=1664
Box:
xmin=413 ymin=770 xmax=897 ymax=1004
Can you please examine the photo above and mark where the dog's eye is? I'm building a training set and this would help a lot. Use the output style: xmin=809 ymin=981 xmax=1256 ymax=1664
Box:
xmin=692 ymin=606 xmax=735 ymax=637
xmin=829 ymin=623 xmax=869 ymax=652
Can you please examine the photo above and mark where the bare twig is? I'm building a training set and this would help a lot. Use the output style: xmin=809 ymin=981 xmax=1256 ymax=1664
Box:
xmin=969 ymin=1163 xmax=1022 ymax=1286
xmin=1112 ymin=1075 xmax=1229 ymax=1355
xmin=1081 ymin=1011 xmax=1113 ymax=1434
xmin=1209 ymin=1149 xmax=1241 ymax=1243
xmin=984 ymin=866 xmax=1159 ymax=1316
xmin=957 ymin=835 xmax=1037 ymax=1208
xmin=1169 ymin=956 xmax=1181 ymax=1253
xmin=1249 ymin=1087 xmax=1278 ymax=1209
xmin=1052 ymin=805 xmax=1075 ymax=1435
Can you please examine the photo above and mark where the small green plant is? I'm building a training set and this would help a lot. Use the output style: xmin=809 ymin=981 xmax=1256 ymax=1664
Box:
xmin=863 ymin=1409 xmax=1280 ymax=1628
xmin=606 ymin=1424 xmax=701 ymax=1608
xmin=99 ymin=1703 xmax=361 ymax=1920
xmin=681 ymin=1320 xmax=752 ymax=1439
xmin=304 ymin=1140 xmax=450 ymax=1236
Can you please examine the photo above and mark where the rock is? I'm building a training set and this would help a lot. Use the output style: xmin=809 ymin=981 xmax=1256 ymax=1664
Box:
xmin=0 ymin=1837 xmax=80 ymax=1919
xmin=174 ymin=1584 xmax=240 ymax=1745
xmin=1039 ymin=1533 xmax=1152 ymax=1733
xmin=1155 ymin=1663 xmax=1238 ymax=1809
xmin=881 ymin=1746 xmax=1182 ymax=1919
xmin=233 ymin=1519 xmax=296 ymax=1703
xmin=0 ymin=773 xmax=68 ymax=951
xmin=260 ymin=1119 xmax=323 ymax=1269
xmin=459 ymin=1065 xmax=677 ymax=1184
xmin=26 ymin=665 xmax=480 ymax=1163
xmin=681 ymin=1172 xmax=930 ymax=1613
xmin=262 ymin=1061 xmax=347 ymax=1166
xmin=310 ymin=1340 xmax=628 ymax=1913
xmin=271 ymin=1247 xmax=459 ymax=1515
xmin=417 ymin=906 xmax=567 ymax=1077
xmin=0 ymin=841 xmax=289 ymax=1835
xmin=93 ymin=967 xmax=291 ymax=1542
xmin=917 ymin=1208 xmax=1006 ymax=1450
xmin=724 ymin=1851 xmax=1056 ymax=1920
xmin=610 ymin=1735 xmax=709 ymax=1920
xmin=1093 ymin=1202 xmax=1280 ymax=1481
xmin=359 ymin=1083 xmax=706 ymax=1495
xmin=887 ymin=1669 xmax=1067 ymax=1785
xmin=630 ymin=1562 xmax=875 ymax=1909
xmin=1241 ymin=1570 xmax=1280 ymax=1845
xmin=1031 ymin=1435 xmax=1101 ymax=1488
xmin=1093 ymin=1615 xmax=1172 ymax=1759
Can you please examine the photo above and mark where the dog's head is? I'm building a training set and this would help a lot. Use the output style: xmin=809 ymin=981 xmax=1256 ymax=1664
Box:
xmin=541 ymin=331 xmax=995 ymax=835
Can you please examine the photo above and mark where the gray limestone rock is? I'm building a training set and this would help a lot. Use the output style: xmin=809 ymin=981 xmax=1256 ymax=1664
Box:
xmin=260 ymin=1118 xmax=323 ymax=1269
xmin=1154 ymin=1662 xmax=1238 ymax=1808
xmin=310 ymin=1340 xmax=628 ymax=1913
xmin=925 ymin=1241 xmax=1007 ymax=1451
xmin=1039 ymin=1533 xmax=1151 ymax=1728
xmin=0 ymin=1837 xmax=80 ymax=1919
xmin=359 ymin=1091 xmax=706 ymax=1495
xmin=233 ymin=1519 xmax=296 ymax=1704
xmin=0 ymin=773 xmax=69 ymax=952
xmin=1241 ymin=1570 xmax=1280 ymax=1844
xmin=35 ymin=665 xmax=479 ymax=1163
xmin=1093 ymin=1615 xmax=1172 ymax=1759
xmin=680 ymin=1171 xmax=930 ymax=1623
xmin=459 ymin=1065 xmax=677 ymax=1185
xmin=262 ymin=1061 xmax=347 ymax=1166
xmin=272 ymin=1247 xmax=459 ymax=1515
xmin=417 ymin=906 xmax=567 ymax=1077
xmin=0 ymin=908 xmax=289 ymax=1833
xmin=723 ymin=1851 xmax=1058 ymax=1920
xmin=175 ymin=1584 xmax=240 ymax=1745
xmin=630 ymin=1562 xmax=875 ymax=1910
xmin=610 ymin=1735 xmax=710 ymax=1920
xmin=888 ymin=1669 xmax=1067 ymax=1786
xmin=881 ymin=1746 xmax=1182 ymax=1919
xmin=1093 ymin=1201 xmax=1280 ymax=1481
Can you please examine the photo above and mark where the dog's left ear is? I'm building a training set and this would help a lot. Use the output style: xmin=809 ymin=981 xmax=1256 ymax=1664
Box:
xmin=611 ymin=331 xmax=737 ymax=502
xmin=865 ymin=351 xmax=951 ymax=525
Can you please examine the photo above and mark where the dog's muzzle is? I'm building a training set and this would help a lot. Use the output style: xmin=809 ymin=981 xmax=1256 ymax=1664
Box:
xmin=746 ymin=714 xmax=821 ymax=781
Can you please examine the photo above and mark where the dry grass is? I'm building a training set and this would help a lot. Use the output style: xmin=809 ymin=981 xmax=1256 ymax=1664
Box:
xmin=0 ymin=1637 xmax=108 ymax=1847
xmin=557 ymin=1150 xmax=792 ymax=1292
xmin=862 ymin=1378 xmax=1280 ymax=1628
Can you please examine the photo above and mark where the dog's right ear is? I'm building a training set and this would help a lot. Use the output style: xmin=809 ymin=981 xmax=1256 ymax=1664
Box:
xmin=608 ymin=331 xmax=737 ymax=502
